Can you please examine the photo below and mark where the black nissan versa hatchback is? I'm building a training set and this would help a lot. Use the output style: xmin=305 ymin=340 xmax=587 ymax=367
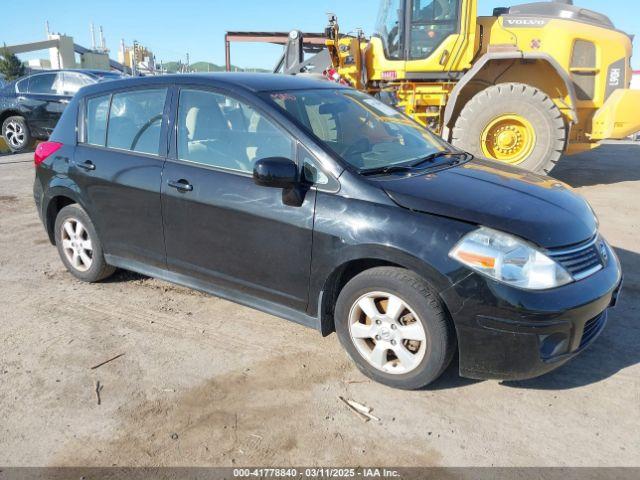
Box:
xmin=33 ymin=74 xmax=622 ymax=389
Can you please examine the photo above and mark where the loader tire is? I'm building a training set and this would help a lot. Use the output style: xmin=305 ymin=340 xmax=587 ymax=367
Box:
xmin=451 ymin=83 xmax=567 ymax=174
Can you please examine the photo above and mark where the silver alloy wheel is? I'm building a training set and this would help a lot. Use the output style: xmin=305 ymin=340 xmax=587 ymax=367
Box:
xmin=61 ymin=218 xmax=93 ymax=272
xmin=348 ymin=291 xmax=427 ymax=374
xmin=4 ymin=120 xmax=26 ymax=149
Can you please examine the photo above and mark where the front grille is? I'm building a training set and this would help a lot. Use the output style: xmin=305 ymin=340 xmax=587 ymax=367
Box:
xmin=548 ymin=236 xmax=604 ymax=280
xmin=580 ymin=312 xmax=606 ymax=348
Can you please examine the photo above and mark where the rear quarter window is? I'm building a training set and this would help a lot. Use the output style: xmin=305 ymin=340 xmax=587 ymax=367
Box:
xmin=15 ymin=78 xmax=28 ymax=93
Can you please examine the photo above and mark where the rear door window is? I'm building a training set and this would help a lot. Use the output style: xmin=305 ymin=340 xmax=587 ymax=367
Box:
xmin=106 ymin=88 xmax=167 ymax=155
xmin=27 ymin=73 xmax=58 ymax=94
xmin=85 ymin=94 xmax=111 ymax=146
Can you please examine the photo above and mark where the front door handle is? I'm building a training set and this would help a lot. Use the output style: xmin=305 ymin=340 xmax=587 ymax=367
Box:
xmin=168 ymin=179 xmax=193 ymax=192
xmin=77 ymin=160 xmax=96 ymax=171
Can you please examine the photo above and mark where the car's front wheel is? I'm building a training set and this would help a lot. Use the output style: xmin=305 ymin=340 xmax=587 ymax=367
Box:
xmin=54 ymin=204 xmax=115 ymax=282
xmin=2 ymin=116 xmax=35 ymax=152
xmin=335 ymin=267 xmax=456 ymax=390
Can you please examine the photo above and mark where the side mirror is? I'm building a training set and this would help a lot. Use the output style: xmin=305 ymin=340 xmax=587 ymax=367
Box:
xmin=253 ymin=157 xmax=298 ymax=189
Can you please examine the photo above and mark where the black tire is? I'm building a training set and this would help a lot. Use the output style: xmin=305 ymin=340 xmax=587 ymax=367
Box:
xmin=334 ymin=267 xmax=456 ymax=390
xmin=451 ymin=83 xmax=567 ymax=174
xmin=54 ymin=204 xmax=115 ymax=282
xmin=2 ymin=116 xmax=35 ymax=153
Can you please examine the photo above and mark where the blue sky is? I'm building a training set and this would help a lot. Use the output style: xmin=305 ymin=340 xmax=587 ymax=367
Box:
xmin=1 ymin=1 xmax=638 ymax=70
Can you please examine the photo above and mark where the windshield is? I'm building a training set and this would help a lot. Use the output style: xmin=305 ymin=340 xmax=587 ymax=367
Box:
xmin=264 ymin=88 xmax=450 ymax=172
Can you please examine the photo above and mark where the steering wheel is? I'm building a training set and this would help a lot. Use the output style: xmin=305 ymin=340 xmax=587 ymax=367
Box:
xmin=130 ymin=114 xmax=163 ymax=151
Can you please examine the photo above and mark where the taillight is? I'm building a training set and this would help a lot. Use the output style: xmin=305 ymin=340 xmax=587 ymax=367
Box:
xmin=34 ymin=141 xmax=63 ymax=166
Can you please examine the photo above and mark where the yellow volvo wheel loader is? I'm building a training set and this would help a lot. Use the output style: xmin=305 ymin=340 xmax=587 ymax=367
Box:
xmin=232 ymin=0 xmax=640 ymax=173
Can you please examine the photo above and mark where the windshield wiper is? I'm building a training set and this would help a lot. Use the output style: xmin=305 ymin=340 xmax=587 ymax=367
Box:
xmin=408 ymin=150 xmax=469 ymax=168
xmin=360 ymin=150 xmax=471 ymax=176
xmin=360 ymin=164 xmax=415 ymax=176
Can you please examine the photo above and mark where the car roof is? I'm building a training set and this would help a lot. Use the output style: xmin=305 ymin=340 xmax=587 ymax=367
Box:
xmin=198 ymin=73 xmax=344 ymax=91
xmin=14 ymin=68 xmax=122 ymax=82
xmin=33 ymin=68 xmax=111 ymax=74
xmin=76 ymin=72 xmax=346 ymax=97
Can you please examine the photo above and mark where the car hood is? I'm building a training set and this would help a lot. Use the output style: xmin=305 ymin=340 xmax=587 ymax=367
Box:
xmin=380 ymin=159 xmax=597 ymax=249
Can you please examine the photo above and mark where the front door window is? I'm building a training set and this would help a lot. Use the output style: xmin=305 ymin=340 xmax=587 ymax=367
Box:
xmin=176 ymin=89 xmax=295 ymax=172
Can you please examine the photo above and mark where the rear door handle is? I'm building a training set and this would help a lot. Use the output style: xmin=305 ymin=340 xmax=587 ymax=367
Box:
xmin=77 ymin=160 xmax=96 ymax=171
xmin=168 ymin=179 xmax=193 ymax=192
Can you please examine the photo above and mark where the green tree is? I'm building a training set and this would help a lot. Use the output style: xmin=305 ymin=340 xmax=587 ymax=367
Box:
xmin=0 ymin=46 xmax=26 ymax=81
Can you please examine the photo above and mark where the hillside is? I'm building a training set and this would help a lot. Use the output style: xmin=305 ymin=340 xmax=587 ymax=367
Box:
xmin=160 ymin=61 xmax=269 ymax=73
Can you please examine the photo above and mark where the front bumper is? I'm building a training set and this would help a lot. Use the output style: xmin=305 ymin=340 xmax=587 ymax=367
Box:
xmin=591 ymin=88 xmax=640 ymax=140
xmin=441 ymin=241 xmax=623 ymax=381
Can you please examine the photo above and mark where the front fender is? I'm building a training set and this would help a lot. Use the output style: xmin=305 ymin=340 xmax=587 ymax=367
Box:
xmin=308 ymin=192 xmax=477 ymax=325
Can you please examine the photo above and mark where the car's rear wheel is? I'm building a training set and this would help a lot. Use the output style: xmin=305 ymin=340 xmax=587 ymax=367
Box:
xmin=54 ymin=204 xmax=115 ymax=282
xmin=335 ymin=267 xmax=456 ymax=389
xmin=2 ymin=116 xmax=34 ymax=152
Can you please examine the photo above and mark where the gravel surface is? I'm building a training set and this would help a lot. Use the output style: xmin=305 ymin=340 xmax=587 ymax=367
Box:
xmin=1 ymin=143 xmax=639 ymax=466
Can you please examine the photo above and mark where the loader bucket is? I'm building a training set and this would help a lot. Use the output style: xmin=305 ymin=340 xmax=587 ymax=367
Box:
xmin=591 ymin=89 xmax=640 ymax=140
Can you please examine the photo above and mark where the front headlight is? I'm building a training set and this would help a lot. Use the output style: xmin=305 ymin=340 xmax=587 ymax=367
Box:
xmin=449 ymin=227 xmax=572 ymax=290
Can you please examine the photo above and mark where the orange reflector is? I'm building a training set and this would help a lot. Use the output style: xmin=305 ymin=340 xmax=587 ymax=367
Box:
xmin=457 ymin=251 xmax=496 ymax=268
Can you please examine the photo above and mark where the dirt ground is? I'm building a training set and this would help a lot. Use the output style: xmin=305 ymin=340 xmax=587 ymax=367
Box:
xmin=1 ymin=142 xmax=639 ymax=467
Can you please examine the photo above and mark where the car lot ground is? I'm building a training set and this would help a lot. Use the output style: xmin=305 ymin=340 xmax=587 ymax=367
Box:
xmin=1 ymin=142 xmax=639 ymax=467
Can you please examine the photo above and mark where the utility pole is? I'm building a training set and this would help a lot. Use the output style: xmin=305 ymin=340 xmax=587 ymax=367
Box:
xmin=90 ymin=23 xmax=96 ymax=50
xmin=186 ymin=52 xmax=190 ymax=73
xmin=99 ymin=26 xmax=106 ymax=52
xmin=132 ymin=40 xmax=138 ymax=76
